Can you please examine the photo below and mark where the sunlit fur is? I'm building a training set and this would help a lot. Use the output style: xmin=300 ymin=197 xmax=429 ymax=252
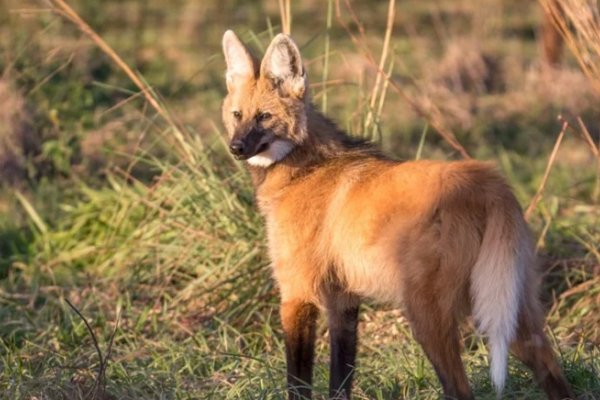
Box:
xmin=221 ymin=31 xmax=573 ymax=400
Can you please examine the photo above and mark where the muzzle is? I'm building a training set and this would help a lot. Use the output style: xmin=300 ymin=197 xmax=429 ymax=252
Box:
xmin=229 ymin=128 xmax=270 ymax=159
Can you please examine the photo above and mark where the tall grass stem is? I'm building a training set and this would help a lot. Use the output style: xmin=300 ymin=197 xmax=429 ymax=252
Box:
xmin=321 ymin=0 xmax=334 ymax=113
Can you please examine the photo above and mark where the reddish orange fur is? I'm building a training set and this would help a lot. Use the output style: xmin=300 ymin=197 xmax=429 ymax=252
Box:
xmin=221 ymin=31 xmax=573 ymax=400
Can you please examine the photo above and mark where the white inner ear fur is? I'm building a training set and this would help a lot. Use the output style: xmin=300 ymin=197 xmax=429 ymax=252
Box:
xmin=263 ymin=36 xmax=307 ymax=97
xmin=247 ymin=139 xmax=295 ymax=168
xmin=223 ymin=31 xmax=254 ymax=87
xmin=267 ymin=43 xmax=298 ymax=79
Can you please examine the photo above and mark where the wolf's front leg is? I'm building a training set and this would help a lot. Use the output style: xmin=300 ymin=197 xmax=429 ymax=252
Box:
xmin=327 ymin=296 xmax=359 ymax=400
xmin=281 ymin=300 xmax=319 ymax=400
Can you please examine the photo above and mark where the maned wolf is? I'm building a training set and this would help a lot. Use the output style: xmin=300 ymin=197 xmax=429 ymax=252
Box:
xmin=221 ymin=30 xmax=573 ymax=400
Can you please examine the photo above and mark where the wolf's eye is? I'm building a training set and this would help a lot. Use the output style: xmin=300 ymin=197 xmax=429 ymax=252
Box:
xmin=257 ymin=112 xmax=272 ymax=122
xmin=232 ymin=110 xmax=242 ymax=120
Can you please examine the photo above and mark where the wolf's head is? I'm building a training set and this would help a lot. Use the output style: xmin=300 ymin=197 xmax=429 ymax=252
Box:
xmin=221 ymin=30 xmax=309 ymax=167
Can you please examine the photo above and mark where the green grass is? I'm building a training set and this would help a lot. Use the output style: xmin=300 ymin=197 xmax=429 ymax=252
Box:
xmin=2 ymin=152 xmax=598 ymax=399
xmin=1 ymin=0 xmax=599 ymax=399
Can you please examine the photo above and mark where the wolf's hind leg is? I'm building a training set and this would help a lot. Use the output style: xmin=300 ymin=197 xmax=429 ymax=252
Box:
xmin=510 ymin=299 xmax=574 ymax=400
xmin=404 ymin=294 xmax=474 ymax=400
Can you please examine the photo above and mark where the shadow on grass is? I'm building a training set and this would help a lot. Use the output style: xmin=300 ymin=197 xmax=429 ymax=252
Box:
xmin=0 ymin=221 xmax=32 ymax=279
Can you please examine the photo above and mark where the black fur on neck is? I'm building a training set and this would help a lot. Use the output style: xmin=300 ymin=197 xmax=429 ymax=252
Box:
xmin=248 ymin=105 xmax=387 ymax=187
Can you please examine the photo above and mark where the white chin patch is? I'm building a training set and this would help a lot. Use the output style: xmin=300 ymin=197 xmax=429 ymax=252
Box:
xmin=247 ymin=139 xmax=294 ymax=168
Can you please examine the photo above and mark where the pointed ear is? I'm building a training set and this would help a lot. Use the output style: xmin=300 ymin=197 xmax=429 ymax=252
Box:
xmin=260 ymin=34 xmax=307 ymax=98
xmin=222 ymin=30 xmax=257 ymax=91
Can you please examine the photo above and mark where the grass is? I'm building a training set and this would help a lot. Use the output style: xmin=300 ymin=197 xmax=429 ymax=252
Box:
xmin=1 ymin=0 xmax=599 ymax=399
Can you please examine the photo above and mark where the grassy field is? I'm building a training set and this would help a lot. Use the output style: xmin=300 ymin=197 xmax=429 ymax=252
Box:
xmin=1 ymin=0 xmax=599 ymax=399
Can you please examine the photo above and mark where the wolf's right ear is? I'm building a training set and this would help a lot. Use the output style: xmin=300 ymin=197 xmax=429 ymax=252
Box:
xmin=261 ymin=34 xmax=307 ymax=98
xmin=222 ymin=30 xmax=256 ymax=92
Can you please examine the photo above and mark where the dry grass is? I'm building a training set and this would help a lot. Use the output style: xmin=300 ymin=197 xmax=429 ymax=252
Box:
xmin=432 ymin=38 xmax=503 ymax=95
xmin=541 ymin=0 xmax=600 ymax=94
xmin=47 ymin=0 xmax=197 ymax=165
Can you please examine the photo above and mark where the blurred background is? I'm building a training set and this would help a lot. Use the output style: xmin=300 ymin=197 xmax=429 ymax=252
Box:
xmin=0 ymin=0 xmax=598 ymax=399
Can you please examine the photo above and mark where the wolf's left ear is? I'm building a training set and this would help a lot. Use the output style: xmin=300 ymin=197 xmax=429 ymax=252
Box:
xmin=261 ymin=34 xmax=307 ymax=98
xmin=222 ymin=30 xmax=257 ymax=92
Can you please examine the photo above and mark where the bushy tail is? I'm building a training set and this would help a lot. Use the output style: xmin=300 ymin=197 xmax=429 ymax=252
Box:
xmin=470 ymin=205 xmax=531 ymax=395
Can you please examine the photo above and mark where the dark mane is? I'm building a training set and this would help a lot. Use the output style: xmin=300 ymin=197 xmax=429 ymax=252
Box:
xmin=249 ymin=104 xmax=389 ymax=186
xmin=303 ymin=105 xmax=386 ymax=160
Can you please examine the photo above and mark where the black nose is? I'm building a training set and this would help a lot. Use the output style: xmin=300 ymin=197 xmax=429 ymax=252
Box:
xmin=229 ymin=140 xmax=244 ymax=156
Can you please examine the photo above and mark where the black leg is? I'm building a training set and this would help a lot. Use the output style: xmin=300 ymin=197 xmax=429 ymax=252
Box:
xmin=328 ymin=300 xmax=359 ymax=399
xmin=281 ymin=300 xmax=319 ymax=400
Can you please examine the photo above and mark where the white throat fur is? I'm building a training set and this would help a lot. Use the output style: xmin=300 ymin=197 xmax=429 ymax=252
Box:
xmin=247 ymin=139 xmax=294 ymax=168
